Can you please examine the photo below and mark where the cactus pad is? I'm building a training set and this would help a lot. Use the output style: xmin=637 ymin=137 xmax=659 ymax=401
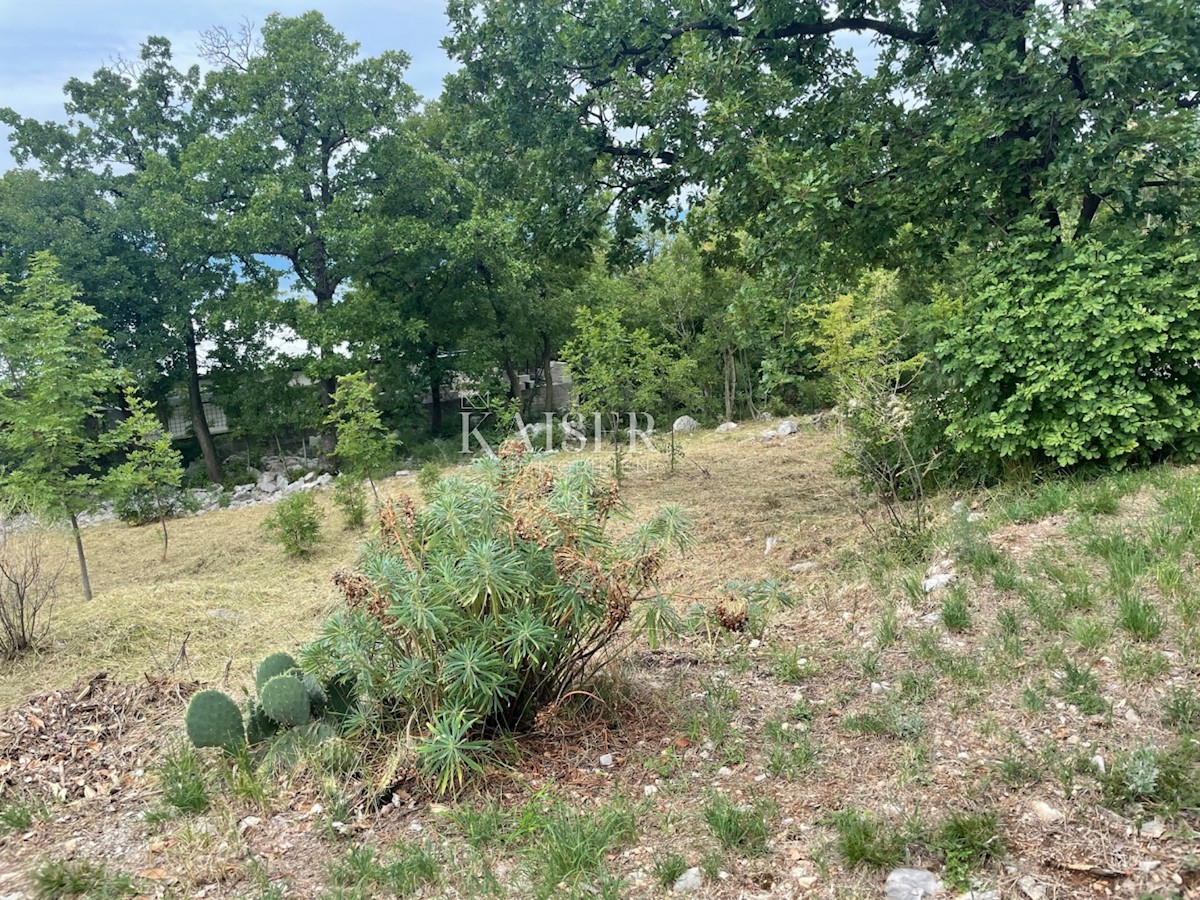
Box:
xmin=245 ymin=701 xmax=279 ymax=745
xmin=255 ymin=651 xmax=298 ymax=693
xmin=260 ymin=674 xmax=311 ymax=727
xmin=185 ymin=690 xmax=245 ymax=752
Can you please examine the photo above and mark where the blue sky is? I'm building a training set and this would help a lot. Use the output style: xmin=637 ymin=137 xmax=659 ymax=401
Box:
xmin=0 ymin=1 xmax=456 ymax=172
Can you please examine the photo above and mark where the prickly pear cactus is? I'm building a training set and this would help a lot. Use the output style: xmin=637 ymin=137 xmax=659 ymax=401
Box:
xmin=185 ymin=690 xmax=245 ymax=752
xmin=259 ymin=674 xmax=311 ymax=728
xmin=245 ymin=701 xmax=279 ymax=746
xmin=255 ymin=651 xmax=299 ymax=693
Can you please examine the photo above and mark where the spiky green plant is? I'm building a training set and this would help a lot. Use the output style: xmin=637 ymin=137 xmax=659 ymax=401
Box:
xmin=301 ymin=448 xmax=692 ymax=790
xmin=260 ymin=674 xmax=311 ymax=727
xmin=185 ymin=690 xmax=245 ymax=752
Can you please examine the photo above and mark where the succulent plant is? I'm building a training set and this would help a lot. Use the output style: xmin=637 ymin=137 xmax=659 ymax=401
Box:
xmin=255 ymin=651 xmax=299 ymax=693
xmin=324 ymin=674 xmax=359 ymax=724
xmin=259 ymin=674 xmax=311 ymax=728
xmin=302 ymin=673 xmax=327 ymax=718
xmin=185 ymin=690 xmax=245 ymax=752
xmin=245 ymin=701 xmax=279 ymax=746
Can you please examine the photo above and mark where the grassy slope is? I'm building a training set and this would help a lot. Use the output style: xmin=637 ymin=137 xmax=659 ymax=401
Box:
xmin=4 ymin=424 xmax=1200 ymax=898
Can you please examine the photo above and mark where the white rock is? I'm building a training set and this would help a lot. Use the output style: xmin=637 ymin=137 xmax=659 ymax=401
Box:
xmin=643 ymin=785 xmax=658 ymax=797
xmin=789 ymin=561 xmax=817 ymax=573
xmin=672 ymin=415 xmax=700 ymax=433
xmin=1016 ymin=876 xmax=1046 ymax=900
xmin=715 ymin=422 xmax=739 ymax=433
xmin=1090 ymin=753 xmax=1106 ymax=774
xmin=871 ymin=682 xmax=886 ymax=695
xmin=760 ymin=429 xmax=778 ymax=440
xmin=717 ymin=766 xmax=733 ymax=777
xmin=922 ymin=572 xmax=957 ymax=593
xmin=885 ymin=868 xmax=942 ymax=899
xmin=765 ymin=536 xmax=778 ymax=555
xmin=1029 ymin=800 xmax=1064 ymax=825
xmin=1140 ymin=818 xmax=1165 ymax=838
xmin=599 ymin=753 xmax=614 ymax=767
xmin=672 ymin=867 xmax=703 ymax=892
xmin=777 ymin=420 xmax=799 ymax=436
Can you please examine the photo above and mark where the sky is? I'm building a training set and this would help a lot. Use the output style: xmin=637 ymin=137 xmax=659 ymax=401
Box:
xmin=0 ymin=1 xmax=457 ymax=172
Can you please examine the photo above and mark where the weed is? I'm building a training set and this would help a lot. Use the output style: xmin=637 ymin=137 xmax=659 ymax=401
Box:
xmin=31 ymin=859 xmax=139 ymax=899
xmin=875 ymin=606 xmax=902 ymax=649
xmin=940 ymin=586 xmax=972 ymax=632
xmin=652 ymin=853 xmax=689 ymax=888
xmin=1086 ymin=532 xmax=1152 ymax=593
xmin=0 ymin=798 xmax=38 ymax=833
xmin=764 ymin=721 xmax=820 ymax=779
xmin=1102 ymin=741 xmax=1200 ymax=817
xmin=703 ymin=793 xmax=772 ymax=855
xmin=451 ymin=799 xmax=509 ymax=850
xmin=531 ymin=800 xmax=638 ymax=897
xmin=1068 ymin=616 xmax=1112 ymax=653
xmin=842 ymin=702 xmax=924 ymax=740
xmin=1000 ymin=481 xmax=1070 ymax=523
xmin=325 ymin=841 xmax=440 ymax=897
xmin=1056 ymin=660 xmax=1108 ymax=715
xmin=157 ymin=744 xmax=209 ymax=815
xmin=931 ymin=810 xmax=1005 ymax=888
xmin=860 ymin=648 xmax=883 ymax=678
xmin=1119 ymin=644 xmax=1170 ymax=683
xmin=770 ymin=646 xmax=819 ymax=683
xmin=1163 ymin=686 xmax=1200 ymax=733
xmin=1116 ymin=594 xmax=1165 ymax=641
xmin=829 ymin=808 xmax=912 ymax=868
xmin=997 ymin=607 xmax=1021 ymax=636
xmin=1074 ymin=483 xmax=1120 ymax=516
xmin=996 ymin=751 xmax=1043 ymax=787
xmin=1019 ymin=583 xmax=1067 ymax=633
xmin=899 ymin=671 xmax=936 ymax=704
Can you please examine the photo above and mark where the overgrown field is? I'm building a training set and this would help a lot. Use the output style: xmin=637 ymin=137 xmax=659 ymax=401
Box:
xmin=2 ymin=423 xmax=1198 ymax=898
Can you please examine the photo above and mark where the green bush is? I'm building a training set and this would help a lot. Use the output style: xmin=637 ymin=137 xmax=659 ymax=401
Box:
xmin=938 ymin=224 xmax=1200 ymax=467
xmin=112 ymin=484 xmax=198 ymax=526
xmin=333 ymin=477 xmax=368 ymax=529
xmin=302 ymin=447 xmax=692 ymax=792
xmin=262 ymin=492 xmax=322 ymax=558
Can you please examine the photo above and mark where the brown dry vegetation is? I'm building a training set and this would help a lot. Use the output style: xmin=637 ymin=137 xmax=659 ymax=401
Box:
xmin=2 ymin=423 xmax=1199 ymax=899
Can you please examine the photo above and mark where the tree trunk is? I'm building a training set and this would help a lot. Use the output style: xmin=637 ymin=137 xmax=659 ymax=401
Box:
xmin=69 ymin=512 xmax=93 ymax=601
xmin=723 ymin=348 xmax=735 ymax=422
xmin=185 ymin=321 xmax=223 ymax=484
xmin=429 ymin=346 xmax=444 ymax=434
xmin=504 ymin=353 xmax=521 ymax=401
xmin=542 ymin=333 xmax=554 ymax=413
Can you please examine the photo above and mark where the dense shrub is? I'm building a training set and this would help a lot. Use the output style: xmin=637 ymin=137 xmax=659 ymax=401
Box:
xmin=332 ymin=477 xmax=368 ymax=529
xmin=938 ymin=224 xmax=1200 ymax=468
xmin=262 ymin=492 xmax=323 ymax=558
xmin=301 ymin=444 xmax=691 ymax=792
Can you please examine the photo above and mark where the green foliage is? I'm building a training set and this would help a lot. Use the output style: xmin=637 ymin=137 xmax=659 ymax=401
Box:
xmin=652 ymin=854 xmax=689 ymax=889
xmin=262 ymin=493 xmax=323 ymax=559
xmin=0 ymin=253 xmax=120 ymax=598
xmin=939 ymin=227 xmax=1200 ymax=468
xmin=1102 ymin=740 xmax=1200 ymax=817
xmin=259 ymin=674 xmax=312 ymax=728
xmin=302 ymin=452 xmax=691 ymax=791
xmin=703 ymin=793 xmax=772 ymax=855
xmin=326 ymin=373 xmax=395 ymax=487
xmin=184 ymin=690 xmax=246 ymax=753
xmin=931 ymin=810 xmax=1005 ymax=887
xmin=107 ymin=389 xmax=185 ymax=555
xmin=333 ymin=478 xmax=369 ymax=530
xmin=562 ymin=305 xmax=698 ymax=429
xmin=829 ymin=809 xmax=911 ymax=869
xmin=157 ymin=744 xmax=210 ymax=814
xmin=940 ymin=587 xmax=972 ymax=633
xmin=31 ymin=859 xmax=139 ymax=899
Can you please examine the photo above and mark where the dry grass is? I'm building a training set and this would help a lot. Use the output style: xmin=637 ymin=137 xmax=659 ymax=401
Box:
xmin=0 ymin=491 xmax=361 ymax=710
xmin=4 ymin=425 xmax=1199 ymax=898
